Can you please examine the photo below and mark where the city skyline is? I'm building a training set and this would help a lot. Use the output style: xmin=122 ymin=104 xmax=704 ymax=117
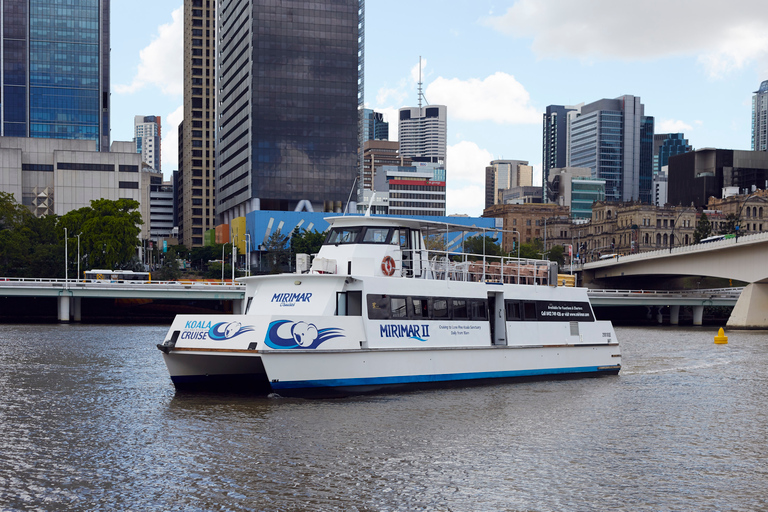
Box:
xmin=111 ymin=0 xmax=768 ymax=216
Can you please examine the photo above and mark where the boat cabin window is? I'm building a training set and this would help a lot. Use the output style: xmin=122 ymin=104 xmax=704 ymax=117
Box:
xmin=411 ymin=298 xmax=429 ymax=318
xmin=432 ymin=299 xmax=449 ymax=318
xmin=325 ymin=226 xmax=398 ymax=245
xmin=391 ymin=297 xmax=407 ymax=318
xmin=326 ymin=227 xmax=362 ymax=245
xmin=367 ymin=294 xmax=489 ymax=321
xmin=452 ymin=299 xmax=468 ymax=320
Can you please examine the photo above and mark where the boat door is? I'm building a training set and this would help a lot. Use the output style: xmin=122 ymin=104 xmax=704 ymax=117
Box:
xmin=488 ymin=291 xmax=507 ymax=346
xmin=399 ymin=228 xmax=413 ymax=277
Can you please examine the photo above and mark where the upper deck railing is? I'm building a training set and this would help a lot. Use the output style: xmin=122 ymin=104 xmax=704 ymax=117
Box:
xmin=399 ymin=249 xmax=555 ymax=285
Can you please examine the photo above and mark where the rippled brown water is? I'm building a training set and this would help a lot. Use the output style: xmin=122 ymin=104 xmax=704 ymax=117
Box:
xmin=0 ymin=324 xmax=766 ymax=511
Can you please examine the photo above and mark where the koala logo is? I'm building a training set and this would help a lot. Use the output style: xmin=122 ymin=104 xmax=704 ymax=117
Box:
xmin=291 ymin=322 xmax=318 ymax=347
xmin=224 ymin=321 xmax=242 ymax=338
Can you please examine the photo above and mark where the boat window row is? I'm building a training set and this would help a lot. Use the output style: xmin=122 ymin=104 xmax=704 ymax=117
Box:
xmin=367 ymin=294 xmax=488 ymax=321
xmin=506 ymin=300 xmax=594 ymax=322
xmin=325 ymin=226 xmax=400 ymax=245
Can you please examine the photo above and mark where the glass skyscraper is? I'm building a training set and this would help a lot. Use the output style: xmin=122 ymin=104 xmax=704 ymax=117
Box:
xmin=216 ymin=0 xmax=362 ymax=222
xmin=569 ymin=95 xmax=653 ymax=204
xmin=1 ymin=0 xmax=110 ymax=150
xmin=752 ymin=80 xmax=768 ymax=152
xmin=653 ymin=133 xmax=691 ymax=176
xmin=542 ymin=104 xmax=578 ymax=202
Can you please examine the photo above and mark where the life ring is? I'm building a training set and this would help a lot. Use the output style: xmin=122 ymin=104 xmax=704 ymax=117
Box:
xmin=381 ymin=256 xmax=396 ymax=276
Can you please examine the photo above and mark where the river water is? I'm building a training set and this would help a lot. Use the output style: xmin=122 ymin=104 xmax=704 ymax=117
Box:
xmin=0 ymin=324 xmax=766 ymax=511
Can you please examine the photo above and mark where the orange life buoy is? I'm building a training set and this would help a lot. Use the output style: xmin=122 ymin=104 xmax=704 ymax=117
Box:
xmin=381 ymin=256 xmax=396 ymax=276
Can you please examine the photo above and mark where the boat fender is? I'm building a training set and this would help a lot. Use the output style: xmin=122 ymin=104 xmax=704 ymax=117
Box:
xmin=381 ymin=256 xmax=396 ymax=276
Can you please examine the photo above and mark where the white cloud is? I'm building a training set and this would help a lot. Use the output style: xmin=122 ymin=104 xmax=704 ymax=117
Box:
xmin=161 ymin=103 xmax=183 ymax=176
xmin=114 ymin=7 xmax=183 ymax=95
xmin=426 ymin=72 xmax=540 ymax=124
xmin=657 ymin=119 xmax=694 ymax=133
xmin=484 ymin=0 xmax=768 ymax=78
xmin=445 ymin=141 xmax=495 ymax=216
xmin=446 ymin=185 xmax=485 ymax=217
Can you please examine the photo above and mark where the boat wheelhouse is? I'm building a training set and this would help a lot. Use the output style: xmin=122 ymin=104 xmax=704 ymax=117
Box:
xmin=158 ymin=215 xmax=620 ymax=396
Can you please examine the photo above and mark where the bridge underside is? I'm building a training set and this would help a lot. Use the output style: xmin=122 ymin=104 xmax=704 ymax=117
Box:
xmin=583 ymin=241 xmax=768 ymax=328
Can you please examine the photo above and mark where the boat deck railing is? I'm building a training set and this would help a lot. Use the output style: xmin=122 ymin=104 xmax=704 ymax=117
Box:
xmin=401 ymin=250 xmax=553 ymax=285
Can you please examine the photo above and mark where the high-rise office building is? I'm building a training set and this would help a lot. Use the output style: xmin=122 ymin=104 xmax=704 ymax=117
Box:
xmin=542 ymin=104 xmax=579 ymax=202
xmin=569 ymin=95 xmax=653 ymax=203
xmin=653 ymin=133 xmax=691 ymax=176
xmin=216 ymin=0 xmax=362 ymax=224
xmin=484 ymin=159 xmax=531 ymax=208
xmin=134 ymin=115 xmax=161 ymax=171
xmin=363 ymin=109 xmax=389 ymax=141
xmin=752 ymin=80 xmax=768 ymax=152
xmin=1 ymin=0 xmax=110 ymax=151
xmin=398 ymin=105 xmax=447 ymax=165
xmin=177 ymin=0 xmax=216 ymax=247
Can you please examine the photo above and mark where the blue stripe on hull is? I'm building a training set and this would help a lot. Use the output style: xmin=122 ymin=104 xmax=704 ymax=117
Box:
xmin=271 ymin=365 xmax=619 ymax=391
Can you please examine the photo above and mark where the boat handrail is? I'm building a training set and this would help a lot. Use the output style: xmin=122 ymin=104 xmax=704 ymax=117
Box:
xmin=401 ymin=249 xmax=552 ymax=285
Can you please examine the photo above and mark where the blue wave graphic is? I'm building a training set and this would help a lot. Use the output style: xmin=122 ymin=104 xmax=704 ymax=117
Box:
xmin=208 ymin=321 xmax=255 ymax=341
xmin=265 ymin=320 xmax=344 ymax=349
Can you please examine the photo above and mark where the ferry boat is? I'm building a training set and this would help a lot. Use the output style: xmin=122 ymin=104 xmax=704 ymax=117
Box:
xmin=157 ymin=215 xmax=621 ymax=396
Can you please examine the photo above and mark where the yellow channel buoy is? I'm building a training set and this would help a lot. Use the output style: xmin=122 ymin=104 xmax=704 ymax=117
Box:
xmin=714 ymin=327 xmax=728 ymax=344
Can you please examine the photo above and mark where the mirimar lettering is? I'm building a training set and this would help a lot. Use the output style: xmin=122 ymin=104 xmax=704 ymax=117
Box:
xmin=380 ymin=324 xmax=430 ymax=341
xmin=272 ymin=293 xmax=313 ymax=303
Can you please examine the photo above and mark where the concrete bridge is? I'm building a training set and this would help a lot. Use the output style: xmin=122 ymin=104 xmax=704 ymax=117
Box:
xmin=588 ymin=288 xmax=741 ymax=326
xmin=0 ymin=278 xmax=246 ymax=322
xmin=582 ymin=231 xmax=768 ymax=328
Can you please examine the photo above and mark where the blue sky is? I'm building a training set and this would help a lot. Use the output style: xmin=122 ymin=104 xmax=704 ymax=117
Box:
xmin=112 ymin=0 xmax=768 ymax=217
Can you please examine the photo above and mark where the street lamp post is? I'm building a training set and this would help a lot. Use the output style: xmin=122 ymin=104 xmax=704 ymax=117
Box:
xmin=222 ymin=242 xmax=230 ymax=283
xmin=76 ymin=234 xmax=81 ymax=283
xmin=64 ymin=227 xmax=68 ymax=283
xmin=245 ymin=233 xmax=251 ymax=276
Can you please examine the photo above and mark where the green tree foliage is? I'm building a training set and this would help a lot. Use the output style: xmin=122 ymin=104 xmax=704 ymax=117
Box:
xmin=153 ymin=246 xmax=183 ymax=281
xmin=59 ymin=198 xmax=143 ymax=270
xmin=290 ymin=227 xmax=326 ymax=256
xmin=693 ymin=212 xmax=712 ymax=243
xmin=547 ymin=245 xmax=566 ymax=266
xmin=519 ymin=238 xmax=545 ymax=260
xmin=717 ymin=213 xmax=739 ymax=235
xmin=190 ymin=244 xmax=227 ymax=272
xmin=0 ymin=192 xmax=65 ymax=278
xmin=461 ymin=235 xmax=503 ymax=260
xmin=265 ymin=229 xmax=290 ymax=273
xmin=0 ymin=191 xmax=29 ymax=230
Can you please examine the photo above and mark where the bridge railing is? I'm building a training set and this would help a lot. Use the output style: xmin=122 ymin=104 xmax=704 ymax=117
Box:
xmin=587 ymin=287 xmax=743 ymax=298
xmin=0 ymin=277 xmax=245 ymax=288
xmin=585 ymin=230 xmax=768 ymax=268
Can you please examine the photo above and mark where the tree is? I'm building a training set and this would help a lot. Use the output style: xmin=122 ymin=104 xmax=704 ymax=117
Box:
xmin=693 ymin=212 xmax=712 ymax=243
xmin=153 ymin=246 xmax=183 ymax=281
xmin=0 ymin=191 xmax=30 ymax=231
xmin=717 ymin=213 xmax=739 ymax=235
xmin=290 ymin=227 xmax=326 ymax=256
xmin=547 ymin=245 xmax=566 ymax=266
xmin=265 ymin=229 xmax=290 ymax=273
xmin=59 ymin=198 xmax=143 ymax=270
xmin=519 ymin=238 xmax=545 ymax=260
xmin=461 ymin=235 xmax=503 ymax=260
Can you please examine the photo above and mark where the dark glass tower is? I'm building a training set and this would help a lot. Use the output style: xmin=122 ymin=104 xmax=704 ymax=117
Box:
xmin=1 ymin=0 xmax=110 ymax=150
xmin=542 ymin=104 xmax=577 ymax=202
xmin=216 ymin=0 xmax=361 ymax=221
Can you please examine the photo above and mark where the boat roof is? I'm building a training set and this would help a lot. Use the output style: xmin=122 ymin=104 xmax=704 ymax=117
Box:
xmin=325 ymin=215 xmax=502 ymax=234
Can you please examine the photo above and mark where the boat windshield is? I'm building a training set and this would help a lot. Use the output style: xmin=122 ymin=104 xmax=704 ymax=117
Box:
xmin=325 ymin=226 xmax=398 ymax=245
